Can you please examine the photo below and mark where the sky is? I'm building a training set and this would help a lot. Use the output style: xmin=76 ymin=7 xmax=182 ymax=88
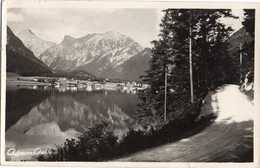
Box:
xmin=8 ymin=8 xmax=244 ymax=48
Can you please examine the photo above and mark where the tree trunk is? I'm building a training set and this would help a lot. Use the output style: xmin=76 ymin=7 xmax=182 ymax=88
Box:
xmin=189 ymin=25 xmax=194 ymax=103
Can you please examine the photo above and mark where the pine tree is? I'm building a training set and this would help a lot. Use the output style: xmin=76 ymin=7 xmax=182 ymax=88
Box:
xmin=191 ymin=9 xmax=236 ymax=92
xmin=167 ymin=9 xmax=236 ymax=113
xmin=137 ymin=10 xmax=174 ymax=124
xmin=167 ymin=10 xmax=191 ymax=115
xmin=138 ymin=9 xmax=238 ymax=125
xmin=241 ymin=9 xmax=255 ymax=84
xmin=243 ymin=10 xmax=255 ymax=37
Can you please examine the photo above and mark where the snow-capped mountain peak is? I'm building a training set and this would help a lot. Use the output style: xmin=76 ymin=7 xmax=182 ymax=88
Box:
xmin=39 ymin=31 xmax=144 ymax=78
xmin=16 ymin=29 xmax=56 ymax=57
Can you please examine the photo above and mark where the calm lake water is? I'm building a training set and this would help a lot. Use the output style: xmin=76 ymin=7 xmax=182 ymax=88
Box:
xmin=5 ymin=87 xmax=140 ymax=160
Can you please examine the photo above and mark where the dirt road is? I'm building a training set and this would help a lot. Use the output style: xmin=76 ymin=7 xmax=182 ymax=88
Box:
xmin=116 ymin=85 xmax=254 ymax=162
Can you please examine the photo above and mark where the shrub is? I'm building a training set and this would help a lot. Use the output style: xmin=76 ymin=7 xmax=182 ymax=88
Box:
xmin=38 ymin=99 xmax=214 ymax=161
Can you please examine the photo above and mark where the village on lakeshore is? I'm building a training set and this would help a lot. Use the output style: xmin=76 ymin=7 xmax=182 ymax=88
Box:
xmin=6 ymin=75 xmax=150 ymax=93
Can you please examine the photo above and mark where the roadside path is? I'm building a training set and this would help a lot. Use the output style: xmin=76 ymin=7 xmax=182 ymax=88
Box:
xmin=116 ymin=85 xmax=254 ymax=162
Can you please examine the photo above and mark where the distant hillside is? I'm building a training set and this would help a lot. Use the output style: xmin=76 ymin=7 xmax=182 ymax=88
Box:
xmin=7 ymin=27 xmax=52 ymax=76
xmin=51 ymin=70 xmax=97 ymax=81
xmin=227 ymin=27 xmax=253 ymax=60
xmin=100 ymin=48 xmax=152 ymax=81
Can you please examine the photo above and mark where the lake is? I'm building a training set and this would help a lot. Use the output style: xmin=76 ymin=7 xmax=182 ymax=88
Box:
xmin=5 ymin=87 xmax=141 ymax=160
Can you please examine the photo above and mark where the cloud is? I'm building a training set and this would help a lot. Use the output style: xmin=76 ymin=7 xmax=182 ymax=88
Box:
xmin=8 ymin=8 xmax=160 ymax=47
xmin=8 ymin=12 xmax=24 ymax=22
xmin=8 ymin=8 xmax=244 ymax=47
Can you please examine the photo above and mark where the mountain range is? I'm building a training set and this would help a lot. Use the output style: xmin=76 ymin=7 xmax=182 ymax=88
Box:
xmin=99 ymin=48 xmax=151 ymax=80
xmin=39 ymin=31 xmax=149 ymax=80
xmin=16 ymin=29 xmax=56 ymax=57
xmin=6 ymin=27 xmax=52 ymax=76
xmin=13 ymin=28 xmax=151 ymax=80
xmin=7 ymin=26 xmax=247 ymax=81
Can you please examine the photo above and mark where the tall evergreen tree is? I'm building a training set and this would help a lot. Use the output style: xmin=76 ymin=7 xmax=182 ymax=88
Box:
xmin=167 ymin=9 xmax=236 ymax=113
xmin=167 ymin=10 xmax=191 ymax=115
xmin=138 ymin=10 xmax=174 ymax=124
xmin=191 ymin=9 xmax=236 ymax=92
xmin=138 ymin=9 xmax=238 ymax=125
xmin=243 ymin=10 xmax=255 ymax=37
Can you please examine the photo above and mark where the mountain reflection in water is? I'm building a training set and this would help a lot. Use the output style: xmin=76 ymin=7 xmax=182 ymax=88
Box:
xmin=6 ymin=88 xmax=140 ymax=159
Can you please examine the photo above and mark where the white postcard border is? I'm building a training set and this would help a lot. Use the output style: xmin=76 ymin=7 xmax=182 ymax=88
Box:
xmin=1 ymin=1 xmax=259 ymax=167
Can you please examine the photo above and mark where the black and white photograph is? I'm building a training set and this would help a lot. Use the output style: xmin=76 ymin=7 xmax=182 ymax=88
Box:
xmin=3 ymin=3 xmax=256 ymax=163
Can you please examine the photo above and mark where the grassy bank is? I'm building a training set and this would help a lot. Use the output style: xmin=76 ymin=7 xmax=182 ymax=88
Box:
xmin=38 ymin=100 xmax=216 ymax=161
